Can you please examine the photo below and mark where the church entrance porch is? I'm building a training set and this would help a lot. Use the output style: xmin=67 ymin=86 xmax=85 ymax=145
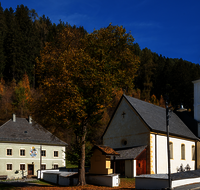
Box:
xmin=111 ymin=145 xmax=147 ymax=177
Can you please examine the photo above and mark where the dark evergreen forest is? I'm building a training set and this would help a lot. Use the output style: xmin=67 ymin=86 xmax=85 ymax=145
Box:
xmin=0 ymin=3 xmax=199 ymax=124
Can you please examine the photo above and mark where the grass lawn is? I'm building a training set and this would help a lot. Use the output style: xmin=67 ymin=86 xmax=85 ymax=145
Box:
xmin=65 ymin=160 xmax=78 ymax=168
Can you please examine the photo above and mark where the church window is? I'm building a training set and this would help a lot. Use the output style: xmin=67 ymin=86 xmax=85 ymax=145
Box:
xmin=121 ymin=139 xmax=127 ymax=146
xmin=181 ymin=144 xmax=185 ymax=160
xmin=169 ymin=142 xmax=173 ymax=159
xmin=192 ymin=145 xmax=195 ymax=160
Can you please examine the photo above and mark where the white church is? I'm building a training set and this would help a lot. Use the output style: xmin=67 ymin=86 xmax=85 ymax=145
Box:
xmin=102 ymin=79 xmax=200 ymax=177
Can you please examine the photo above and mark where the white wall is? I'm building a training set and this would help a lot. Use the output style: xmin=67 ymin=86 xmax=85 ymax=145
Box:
xmin=151 ymin=134 xmax=195 ymax=174
xmin=0 ymin=142 xmax=66 ymax=179
xmin=103 ymin=98 xmax=149 ymax=149
xmin=193 ymin=79 xmax=200 ymax=122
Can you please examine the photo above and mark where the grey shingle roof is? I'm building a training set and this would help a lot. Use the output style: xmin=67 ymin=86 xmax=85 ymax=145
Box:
xmin=111 ymin=145 xmax=147 ymax=160
xmin=124 ymin=95 xmax=198 ymax=140
xmin=0 ymin=118 xmax=67 ymax=146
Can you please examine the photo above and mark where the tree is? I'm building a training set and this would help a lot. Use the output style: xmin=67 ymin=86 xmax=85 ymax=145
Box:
xmin=0 ymin=3 xmax=6 ymax=77
xmin=135 ymin=48 xmax=155 ymax=101
xmin=32 ymin=24 xmax=139 ymax=185
xmin=13 ymin=73 xmax=31 ymax=117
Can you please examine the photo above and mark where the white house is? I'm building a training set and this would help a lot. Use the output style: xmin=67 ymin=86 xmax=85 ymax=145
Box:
xmin=0 ymin=114 xmax=67 ymax=179
xmin=102 ymin=95 xmax=199 ymax=177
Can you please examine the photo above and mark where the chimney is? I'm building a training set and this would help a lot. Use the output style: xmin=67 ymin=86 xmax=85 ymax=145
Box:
xmin=29 ymin=115 xmax=32 ymax=124
xmin=13 ymin=113 xmax=16 ymax=122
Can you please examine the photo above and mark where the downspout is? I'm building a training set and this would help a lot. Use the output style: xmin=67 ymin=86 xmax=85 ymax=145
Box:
xmin=40 ymin=144 xmax=42 ymax=179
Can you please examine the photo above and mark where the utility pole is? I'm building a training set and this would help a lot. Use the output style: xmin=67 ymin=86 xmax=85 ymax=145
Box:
xmin=166 ymin=100 xmax=172 ymax=190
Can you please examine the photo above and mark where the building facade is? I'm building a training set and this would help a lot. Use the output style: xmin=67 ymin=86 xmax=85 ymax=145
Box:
xmin=102 ymin=95 xmax=198 ymax=177
xmin=0 ymin=115 xmax=67 ymax=179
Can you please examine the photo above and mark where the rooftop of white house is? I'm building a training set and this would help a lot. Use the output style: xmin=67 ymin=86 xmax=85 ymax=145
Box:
xmin=0 ymin=115 xmax=67 ymax=146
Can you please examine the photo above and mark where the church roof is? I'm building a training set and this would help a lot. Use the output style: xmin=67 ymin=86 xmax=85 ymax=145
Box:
xmin=123 ymin=95 xmax=198 ymax=140
xmin=0 ymin=117 xmax=67 ymax=146
xmin=111 ymin=145 xmax=147 ymax=160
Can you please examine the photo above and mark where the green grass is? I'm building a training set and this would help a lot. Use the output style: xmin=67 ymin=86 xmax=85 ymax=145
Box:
xmin=29 ymin=179 xmax=55 ymax=186
xmin=66 ymin=160 xmax=78 ymax=168
xmin=121 ymin=177 xmax=135 ymax=182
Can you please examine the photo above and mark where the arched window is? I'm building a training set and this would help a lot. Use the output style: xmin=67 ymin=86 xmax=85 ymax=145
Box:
xmin=169 ymin=142 xmax=173 ymax=159
xmin=181 ymin=144 xmax=185 ymax=160
xmin=192 ymin=145 xmax=195 ymax=161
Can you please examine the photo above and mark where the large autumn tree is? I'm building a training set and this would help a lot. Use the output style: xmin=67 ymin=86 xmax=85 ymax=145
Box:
xmin=32 ymin=24 xmax=139 ymax=185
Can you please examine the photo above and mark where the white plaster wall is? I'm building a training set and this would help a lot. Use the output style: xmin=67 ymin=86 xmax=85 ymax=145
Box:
xmin=86 ymin=174 xmax=120 ymax=187
xmin=133 ymin=160 xmax=136 ymax=177
xmin=103 ymin=98 xmax=149 ymax=149
xmin=193 ymin=79 xmax=200 ymax=122
xmin=156 ymin=135 xmax=195 ymax=174
xmin=0 ymin=142 xmax=66 ymax=179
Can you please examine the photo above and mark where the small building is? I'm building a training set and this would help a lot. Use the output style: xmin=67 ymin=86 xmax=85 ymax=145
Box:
xmin=0 ymin=114 xmax=67 ymax=179
xmin=89 ymin=145 xmax=119 ymax=175
xmin=102 ymin=95 xmax=199 ymax=177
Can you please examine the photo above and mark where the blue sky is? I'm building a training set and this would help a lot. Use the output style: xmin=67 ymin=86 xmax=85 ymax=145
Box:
xmin=1 ymin=0 xmax=200 ymax=64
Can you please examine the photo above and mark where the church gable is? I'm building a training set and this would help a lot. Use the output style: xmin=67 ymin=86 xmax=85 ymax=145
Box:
xmin=103 ymin=97 xmax=150 ymax=149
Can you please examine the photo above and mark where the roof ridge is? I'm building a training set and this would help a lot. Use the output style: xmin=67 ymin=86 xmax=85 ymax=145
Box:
xmin=123 ymin=95 xmax=198 ymax=141
xmin=123 ymin=94 xmax=166 ymax=110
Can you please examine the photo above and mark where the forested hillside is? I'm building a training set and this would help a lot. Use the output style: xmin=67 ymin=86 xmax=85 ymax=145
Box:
xmin=133 ymin=45 xmax=200 ymax=110
xmin=0 ymin=3 xmax=200 ymax=141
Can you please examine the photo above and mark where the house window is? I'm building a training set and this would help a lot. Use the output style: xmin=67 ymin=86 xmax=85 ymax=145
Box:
xmin=54 ymin=151 xmax=58 ymax=157
xmin=41 ymin=150 xmax=46 ymax=157
xmin=53 ymin=164 xmax=58 ymax=169
xmin=20 ymin=149 xmax=25 ymax=156
xmin=7 ymin=149 xmax=12 ymax=156
xmin=41 ymin=164 xmax=46 ymax=170
xmin=7 ymin=164 xmax=12 ymax=170
xmin=20 ymin=164 xmax=25 ymax=170
xmin=181 ymin=144 xmax=185 ymax=160
xmin=192 ymin=145 xmax=195 ymax=161
xmin=169 ymin=142 xmax=173 ymax=159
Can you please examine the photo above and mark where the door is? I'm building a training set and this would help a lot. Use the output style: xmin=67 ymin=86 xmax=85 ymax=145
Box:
xmin=28 ymin=164 xmax=34 ymax=175
xmin=136 ymin=159 xmax=146 ymax=175
xmin=114 ymin=160 xmax=125 ymax=176
xmin=136 ymin=148 xmax=147 ymax=175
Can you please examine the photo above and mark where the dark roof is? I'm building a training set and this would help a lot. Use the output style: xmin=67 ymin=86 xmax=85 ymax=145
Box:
xmin=0 ymin=118 xmax=67 ymax=146
xmin=174 ymin=110 xmax=198 ymax=137
xmin=93 ymin=145 xmax=120 ymax=156
xmin=123 ymin=95 xmax=198 ymax=140
xmin=111 ymin=145 xmax=147 ymax=160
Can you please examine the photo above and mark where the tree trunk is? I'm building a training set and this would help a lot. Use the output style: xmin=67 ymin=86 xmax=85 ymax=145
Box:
xmin=77 ymin=125 xmax=87 ymax=186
